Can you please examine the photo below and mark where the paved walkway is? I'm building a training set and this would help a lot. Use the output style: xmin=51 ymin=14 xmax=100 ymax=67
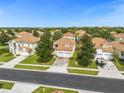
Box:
xmin=0 ymin=82 xmax=39 ymax=93
xmin=98 ymin=60 xmax=124 ymax=79
xmin=47 ymin=58 xmax=69 ymax=73
xmin=0 ymin=56 xmax=27 ymax=68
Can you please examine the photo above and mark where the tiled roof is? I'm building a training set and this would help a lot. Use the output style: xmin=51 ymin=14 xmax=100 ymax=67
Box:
xmin=92 ymin=37 xmax=108 ymax=49
xmin=18 ymin=31 xmax=31 ymax=36
xmin=92 ymin=37 xmax=114 ymax=52
xmin=14 ymin=35 xmax=40 ymax=43
xmin=63 ymin=32 xmax=74 ymax=37
xmin=54 ymin=38 xmax=75 ymax=51
xmin=14 ymin=31 xmax=40 ymax=43
xmin=110 ymin=41 xmax=124 ymax=51
xmin=100 ymin=46 xmax=113 ymax=53
xmin=113 ymin=33 xmax=124 ymax=39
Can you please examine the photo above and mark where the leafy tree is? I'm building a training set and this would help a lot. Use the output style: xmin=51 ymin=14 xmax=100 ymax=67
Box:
xmin=0 ymin=31 xmax=11 ymax=45
xmin=61 ymin=28 xmax=68 ymax=34
xmin=6 ymin=30 xmax=15 ymax=36
xmin=77 ymin=34 xmax=95 ymax=66
xmin=53 ymin=31 xmax=62 ymax=41
xmin=33 ymin=30 xmax=39 ymax=37
xmin=35 ymin=32 xmax=53 ymax=62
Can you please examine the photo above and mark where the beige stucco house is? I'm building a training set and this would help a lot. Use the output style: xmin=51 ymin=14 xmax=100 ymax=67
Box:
xmin=92 ymin=37 xmax=113 ymax=60
xmin=111 ymin=41 xmax=124 ymax=60
xmin=53 ymin=32 xmax=76 ymax=58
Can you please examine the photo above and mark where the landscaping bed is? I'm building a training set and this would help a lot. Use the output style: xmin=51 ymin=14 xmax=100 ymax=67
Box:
xmin=68 ymin=52 xmax=98 ymax=69
xmin=0 ymin=53 xmax=15 ymax=62
xmin=14 ymin=65 xmax=49 ymax=71
xmin=20 ymin=54 xmax=55 ymax=65
xmin=33 ymin=86 xmax=78 ymax=93
xmin=68 ymin=69 xmax=98 ymax=75
xmin=0 ymin=81 xmax=14 ymax=90
xmin=113 ymin=58 xmax=124 ymax=71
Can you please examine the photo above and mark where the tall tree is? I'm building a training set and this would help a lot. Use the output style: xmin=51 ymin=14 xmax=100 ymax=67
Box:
xmin=32 ymin=30 xmax=39 ymax=37
xmin=77 ymin=34 xmax=95 ymax=66
xmin=53 ymin=31 xmax=62 ymax=41
xmin=35 ymin=32 xmax=53 ymax=62
xmin=0 ymin=31 xmax=11 ymax=45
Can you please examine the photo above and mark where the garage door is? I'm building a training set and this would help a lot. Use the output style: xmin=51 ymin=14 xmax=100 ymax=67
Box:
xmin=57 ymin=52 xmax=71 ymax=58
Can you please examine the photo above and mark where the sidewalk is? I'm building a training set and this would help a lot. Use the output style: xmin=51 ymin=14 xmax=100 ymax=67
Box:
xmin=10 ymin=82 xmax=39 ymax=93
xmin=0 ymin=56 xmax=27 ymax=68
xmin=98 ymin=60 xmax=124 ymax=79
xmin=0 ymin=82 xmax=39 ymax=93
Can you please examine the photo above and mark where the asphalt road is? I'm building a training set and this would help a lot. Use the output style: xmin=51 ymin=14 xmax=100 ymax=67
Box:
xmin=0 ymin=68 xmax=124 ymax=93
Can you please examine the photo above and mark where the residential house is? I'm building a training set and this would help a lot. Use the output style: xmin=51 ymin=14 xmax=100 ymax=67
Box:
xmin=53 ymin=32 xmax=76 ymax=58
xmin=110 ymin=41 xmax=124 ymax=60
xmin=63 ymin=32 xmax=75 ymax=40
xmin=75 ymin=30 xmax=91 ymax=41
xmin=75 ymin=30 xmax=87 ymax=37
xmin=8 ymin=31 xmax=40 ymax=56
xmin=92 ymin=37 xmax=113 ymax=60
xmin=112 ymin=33 xmax=124 ymax=41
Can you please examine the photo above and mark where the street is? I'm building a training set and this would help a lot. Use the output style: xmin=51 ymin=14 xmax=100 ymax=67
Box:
xmin=0 ymin=68 xmax=124 ymax=93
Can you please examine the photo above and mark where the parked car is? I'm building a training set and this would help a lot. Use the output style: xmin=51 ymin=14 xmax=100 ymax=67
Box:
xmin=96 ymin=58 xmax=106 ymax=66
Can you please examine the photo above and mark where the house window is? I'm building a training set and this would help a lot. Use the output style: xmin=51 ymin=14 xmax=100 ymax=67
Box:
xmin=55 ymin=44 xmax=58 ymax=47
xmin=121 ymin=52 xmax=124 ymax=56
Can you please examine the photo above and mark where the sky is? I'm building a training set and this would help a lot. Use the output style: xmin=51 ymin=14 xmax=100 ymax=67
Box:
xmin=0 ymin=0 xmax=124 ymax=27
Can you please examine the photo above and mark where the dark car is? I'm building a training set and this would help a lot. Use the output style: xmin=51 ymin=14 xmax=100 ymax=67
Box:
xmin=96 ymin=58 xmax=106 ymax=66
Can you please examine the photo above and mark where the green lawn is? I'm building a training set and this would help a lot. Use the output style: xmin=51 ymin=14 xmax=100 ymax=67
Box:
xmin=14 ymin=65 xmax=49 ymax=71
xmin=0 ymin=81 xmax=14 ymax=89
xmin=20 ymin=54 xmax=55 ymax=65
xmin=33 ymin=86 xmax=78 ymax=93
xmin=0 ymin=53 xmax=15 ymax=62
xmin=68 ymin=51 xmax=98 ymax=69
xmin=68 ymin=69 xmax=98 ymax=75
xmin=113 ymin=58 xmax=124 ymax=71
xmin=0 ymin=45 xmax=8 ymax=49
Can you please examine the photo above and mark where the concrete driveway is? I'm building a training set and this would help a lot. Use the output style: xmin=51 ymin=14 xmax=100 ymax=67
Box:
xmin=98 ymin=60 xmax=124 ymax=79
xmin=0 ymin=56 xmax=27 ymax=68
xmin=47 ymin=57 xmax=69 ymax=73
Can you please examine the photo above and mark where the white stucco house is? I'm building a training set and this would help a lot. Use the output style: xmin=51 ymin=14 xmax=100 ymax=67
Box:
xmin=53 ymin=32 xmax=76 ymax=58
xmin=92 ymin=37 xmax=113 ymax=60
xmin=8 ymin=31 xmax=40 ymax=56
